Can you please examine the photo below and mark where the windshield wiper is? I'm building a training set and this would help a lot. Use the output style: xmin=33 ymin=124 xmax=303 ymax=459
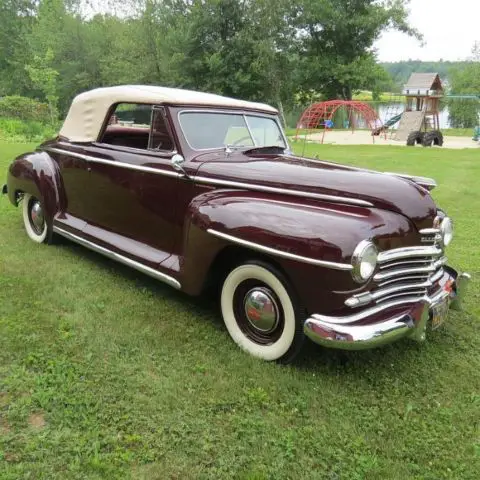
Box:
xmin=243 ymin=145 xmax=286 ymax=154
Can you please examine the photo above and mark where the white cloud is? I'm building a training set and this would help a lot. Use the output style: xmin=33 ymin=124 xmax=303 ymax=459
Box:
xmin=375 ymin=0 xmax=480 ymax=61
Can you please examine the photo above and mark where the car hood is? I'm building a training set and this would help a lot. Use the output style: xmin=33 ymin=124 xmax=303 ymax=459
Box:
xmin=194 ymin=152 xmax=437 ymax=230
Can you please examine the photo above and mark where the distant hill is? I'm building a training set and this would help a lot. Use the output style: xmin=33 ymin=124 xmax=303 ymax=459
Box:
xmin=380 ymin=61 xmax=471 ymax=88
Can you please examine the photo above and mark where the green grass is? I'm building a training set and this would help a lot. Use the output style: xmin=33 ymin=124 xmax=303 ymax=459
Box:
xmin=1 ymin=142 xmax=479 ymax=479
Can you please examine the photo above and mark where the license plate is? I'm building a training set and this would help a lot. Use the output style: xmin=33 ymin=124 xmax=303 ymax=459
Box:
xmin=431 ymin=296 xmax=449 ymax=329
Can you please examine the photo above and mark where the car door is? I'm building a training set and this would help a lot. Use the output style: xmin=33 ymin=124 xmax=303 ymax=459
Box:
xmin=82 ymin=106 xmax=182 ymax=257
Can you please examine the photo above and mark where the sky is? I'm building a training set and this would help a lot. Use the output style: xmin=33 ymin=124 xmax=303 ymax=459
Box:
xmin=374 ymin=0 xmax=480 ymax=62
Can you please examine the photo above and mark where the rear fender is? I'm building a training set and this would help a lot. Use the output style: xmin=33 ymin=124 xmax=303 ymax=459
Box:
xmin=6 ymin=151 xmax=63 ymax=223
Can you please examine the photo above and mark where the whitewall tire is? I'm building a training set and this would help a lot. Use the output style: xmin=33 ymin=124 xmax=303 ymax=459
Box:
xmin=220 ymin=261 xmax=304 ymax=362
xmin=22 ymin=193 xmax=49 ymax=244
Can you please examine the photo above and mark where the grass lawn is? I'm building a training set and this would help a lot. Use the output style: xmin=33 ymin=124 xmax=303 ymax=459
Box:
xmin=0 ymin=142 xmax=479 ymax=479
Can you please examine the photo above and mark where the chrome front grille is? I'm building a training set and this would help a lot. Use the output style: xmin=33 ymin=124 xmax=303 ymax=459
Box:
xmin=345 ymin=239 xmax=446 ymax=309
xmin=373 ymin=247 xmax=446 ymax=304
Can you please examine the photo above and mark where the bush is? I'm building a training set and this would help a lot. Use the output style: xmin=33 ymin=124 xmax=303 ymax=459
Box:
xmin=0 ymin=96 xmax=50 ymax=123
xmin=448 ymin=98 xmax=480 ymax=128
xmin=0 ymin=118 xmax=58 ymax=143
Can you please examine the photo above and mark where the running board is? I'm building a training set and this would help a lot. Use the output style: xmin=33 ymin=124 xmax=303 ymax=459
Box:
xmin=53 ymin=226 xmax=181 ymax=290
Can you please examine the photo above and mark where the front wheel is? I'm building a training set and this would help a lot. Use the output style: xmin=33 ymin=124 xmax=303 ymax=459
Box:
xmin=22 ymin=193 xmax=53 ymax=244
xmin=220 ymin=261 xmax=305 ymax=363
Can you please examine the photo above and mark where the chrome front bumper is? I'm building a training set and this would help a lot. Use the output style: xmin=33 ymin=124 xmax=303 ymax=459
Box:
xmin=304 ymin=268 xmax=470 ymax=350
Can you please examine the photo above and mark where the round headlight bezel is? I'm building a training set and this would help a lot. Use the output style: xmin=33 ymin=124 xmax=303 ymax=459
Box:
xmin=440 ymin=217 xmax=453 ymax=246
xmin=351 ymin=240 xmax=378 ymax=283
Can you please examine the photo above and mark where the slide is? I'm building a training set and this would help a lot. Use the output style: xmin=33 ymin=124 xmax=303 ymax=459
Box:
xmin=372 ymin=113 xmax=403 ymax=135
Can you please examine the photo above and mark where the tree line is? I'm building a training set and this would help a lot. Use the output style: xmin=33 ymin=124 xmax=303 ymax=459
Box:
xmin=1 ymin=0 xmax=417 ymax=119
xmin=381 ymin=61 xmax=473 ymax=90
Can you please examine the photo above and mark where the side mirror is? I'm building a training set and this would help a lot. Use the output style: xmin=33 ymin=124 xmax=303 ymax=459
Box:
xmin=171 ymin=153 xmax=187 ymax=176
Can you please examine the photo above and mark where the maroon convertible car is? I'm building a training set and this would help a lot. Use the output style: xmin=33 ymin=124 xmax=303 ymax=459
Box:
xmin=3 ymin=85 xmax=470 ymax=362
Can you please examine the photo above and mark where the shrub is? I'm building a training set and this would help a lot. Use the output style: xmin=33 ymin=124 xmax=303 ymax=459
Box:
xmin=0 ymin=96 xmax=50 ymax=123
xmin=448 ymin=98 xmax=480 ymax=128
xmin=0 ymin=118 xmax=58 ymax=143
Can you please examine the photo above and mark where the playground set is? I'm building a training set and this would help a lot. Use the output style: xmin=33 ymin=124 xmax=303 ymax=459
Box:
xmin=295 ymin=72 xmax=480 ymax=146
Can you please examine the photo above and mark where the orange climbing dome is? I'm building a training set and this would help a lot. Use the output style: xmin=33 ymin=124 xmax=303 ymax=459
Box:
xmin=296 ymin=100 xmax=382 ymax=143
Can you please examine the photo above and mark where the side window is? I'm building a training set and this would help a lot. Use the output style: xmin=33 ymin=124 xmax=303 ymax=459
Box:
xmin=149 ymin=107 xmax=174 ymax=151
xmin=100 ymin=103 xmax=174 ymax=152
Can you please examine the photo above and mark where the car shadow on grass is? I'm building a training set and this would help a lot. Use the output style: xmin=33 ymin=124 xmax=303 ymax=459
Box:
xmin=56 ymin=239 xmax=224 ymax=324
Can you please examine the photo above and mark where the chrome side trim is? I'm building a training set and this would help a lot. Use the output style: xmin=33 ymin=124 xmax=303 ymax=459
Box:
xmin=53 ymin=226 xmax=181 ymax=289
xmin=195 ymin=176 xmax=373 ymax=207
xmin=47 ymin=146 xmax=373 ymax=207
xmin=45 ymin=147 xmax=182 ymax=178
xmin=377 ymin=245 xmax=442 ymax=263
xmin=207 ymin=229 xmax=353 ymax=271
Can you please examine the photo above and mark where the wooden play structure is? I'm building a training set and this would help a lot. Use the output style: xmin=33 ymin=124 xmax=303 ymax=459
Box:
xmin=375 ymin=73 xmax=445 ymax=147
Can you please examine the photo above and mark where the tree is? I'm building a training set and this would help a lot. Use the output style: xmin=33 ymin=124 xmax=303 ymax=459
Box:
xmin=25 ymin=48 xmax=59 ymax=123
xmin=0 ymin=1 xmax=37 ymax=95
xmin=142 ymin=0 xmax=295 ymax=115
xmin=290 ymin=0 xmax=420 ymax=99
xmin=448 ymin=70 xmax=480 ymax=128
xmin=447 ymin=42 xmax=480 ymax=128
xmin=0 ymin=0 xmax=421 ymax=121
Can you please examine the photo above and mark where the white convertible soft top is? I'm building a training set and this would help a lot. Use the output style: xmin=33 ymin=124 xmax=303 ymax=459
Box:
xmin=59 ymin=85 xmax=278 ymax=143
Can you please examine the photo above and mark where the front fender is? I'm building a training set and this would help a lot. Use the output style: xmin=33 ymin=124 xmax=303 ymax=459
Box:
xmin=180 ymin=189 xmax=420 ymax=314
xmin=6 ymin=151 xmax=63 ymax=223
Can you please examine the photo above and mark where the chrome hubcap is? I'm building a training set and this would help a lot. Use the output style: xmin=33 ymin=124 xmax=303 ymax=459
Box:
xmin=30 ymin=200 xmax=45 ymax=233
xmin=243 ymin=288 xmax=279 ymax=332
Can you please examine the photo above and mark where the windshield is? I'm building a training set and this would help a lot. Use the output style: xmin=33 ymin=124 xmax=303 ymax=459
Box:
xmin=179 ymin=112 xmax=287 ymax=150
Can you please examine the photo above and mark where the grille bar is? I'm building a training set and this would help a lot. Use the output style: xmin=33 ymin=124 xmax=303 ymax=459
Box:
xmin=376 ymin=289 xmax=428 ymax=304
xmin=379 ymin=258 xmax=434 ymax=270
xmin=374 ymin=256 xmax=447 ymax=282
xmin=378 ymin=274 xmax=431 ymax=287
xmin=378 ymin=246 xmax=442 ymax=263
xmin=371 ymin=280 xmax=432 ymax=300
xmin=374 ymin=265 xmax=437 ymax=282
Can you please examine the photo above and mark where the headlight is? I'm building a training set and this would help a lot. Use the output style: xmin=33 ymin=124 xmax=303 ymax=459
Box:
xmin=351 ymin=240 xmax=378 ymax=283
xmin=440 ymin=217 xmax=453 ymax=246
